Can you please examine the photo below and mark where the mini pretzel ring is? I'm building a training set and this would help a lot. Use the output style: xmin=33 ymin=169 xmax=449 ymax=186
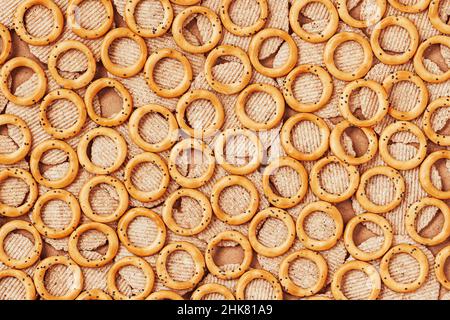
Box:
xmin=125 ymin=0 xmax=173 ymax=38
xmin=85 ymin=78 xmax=133 ymax=127
xmin=249 ymin=28 xmax=297 ymax=78
xmin=0 ymin=114 xmax=31 ymax=164
xmin=191 ymin=283 xmax=235 ymax=300
xmin=337 ymin=0 xmax=386 ymax=28
xmin=344 ymin=213 xmax=393 ymax=261
xmin=289 ymin=0 xmax=338 ymax=43
xmin=14 ymin=0 xmax=64 ymax=46
xmin=210 ymin=175 xmax=259 ymax=225
xmin=0 ymin=57 xmax=47 ymax=106
xmin=124 ymin=152 xmax=170 ymax=202
xmin=101 ymin=28 xmax=147 ymax=78
xmin=262 ymin=156 xmax=308 ymax=209
xmin=168 ymin=138 xmax=215 ymax=188
xmin=69 ymin=222 xmax=119 ymax=268
xmin=129 ymin=104 xmax=178 ymax=152
xmin=48 ymin=40 xmax=96 ymax=89
xmin=0 ymin=220 xmax=42 ymax=269
xmin=146 ymin=290 xmax=184 ymax=300
xmin=379 ymin=121 xmax=427 ymax=170
xmin=117 ymin=207 xmax=166 ymax=256
xmin=281 ymin=113 xmax=330 ymax=161
xmin=380 ymin=244 xmax=429 ymax=293
xmin=428 ymin=0 xmax=450 ymax=34
xmin=144 ymin=48 xmax=193 ymax=98
xmin=414 ymin=36 xmax=450 ymax=83
xmin=67 ymin=0 xmax=114 ymax=39
xmin=79 ymin=175 xmax=129 ymax=223
xmin=172 ymin=6 xmax=222 ymax=54
xmin=406 ymin=197 xmax=450 ymax=246
xmin=39 ymin=89 xmax=87 ymax=139
xmin=32 ymin=189 xmax=81 ymax=239
xmin=330 ymin=120 xmax=378 ymax=165
xmin=34 ymin=256 xmax=83 ymax=300
xmin=283 ymin=65 xmax=333 ymax=112
xmin=156 ymin=241 xmax=205 ymax=290
xmin=279 ymin=249 xmax=328 ymax=297
xmin=339 ymin=80 xmax=389 ymax=127
xmin=214 ymin=128 xmax=264 ymax=175
xmin=205 ymin=231 xmax=253 ymax=280
xmin=422 ymin=97 xmax=450 ymax=146
xmin=310 ymin=156 xmax=360 ymax=203
xmin=77 ymin=127 xmax=127 ymax=175
xmin=220 ymin=0 xmax=268 ymax=36
xmin=235 ymin=269 xmax=283 ymax=300
xmin=236 ymin=83 xmax=285 ymax=130
xmin=0 ymin=23 xmax=12 ymax=64
xmin=434 ymin=246 xmax=450 ymax=290
xmin=356 ymin=166 xmax=405 ymax=213
xmin=382 ymin=71 xmax=429 ymax=120
xmin=0 ymin=168 xmax=38 ymax=217
xmin=30 ymin=139 xmax=79 ymax=189
xmin=419 ymin=150 xmax=450 ymax=199
xmin=162 ymin=188 xmax=212 ymax=236
xmin=371 ymin=16 xmax=419 ymax=65
xmin=388 ymin=0 xmax=431 ymax=13
xmin=296 ymin=201 xmax=344 ymax=251
xmin=324 ymin=32 xmax=373 ymax=81
xmin=176 ymin=89 xmax=224 ymax=138
xmin=107 ymin=256 xmax=154 ymax=300
xmin=331 ymin=260 xmax=381 ymax=300
xmin=248 ymin=207 xmax=296 ymax=257
xmin=0 ymin=269 xmax=36 ymax=300
xmin=205 ymin=45 xmax=252 ymax=94
xmin=76 ymin=289 xmax=112 ymax=300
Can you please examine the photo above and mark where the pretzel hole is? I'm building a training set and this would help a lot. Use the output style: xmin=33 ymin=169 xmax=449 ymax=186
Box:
xmin=218 ymin=185 xmax=251 ymax=216
xmin=364 ymin=174 xmax=395 ymax=206
xmin=343 ymin=127 xmax=368 ymax=157
xmin=291 ymin=120 xmax=322 ymax=154
xmin=0 ymin=176 xmax=29 ymax=207
xmin=89 ymin=136 xmax=119 ymax=168
xmin=153 ymin=57 xmax=185 ymax=90
xmin=4 ymin=232 xmax=34 ymax=260
xmin=212 ymin=61 xmax=245 ymax=84
xmin=89 ymin=184 xmax=120 ymax=217
xmin=172 ymin=196 xmax=203 ymax=229
xmin=291 ymin=72 xmax=323 ymax=105
xmin=257 ymin=36 xmax=283 ymax=63
xmin=319 ymin=162 xmax=350 ymax=195
xmin=24 ymin=5 xmax=54 ymax=38
xmin=130 ymin=161 xmax=165 ymax=194
xmin=257 ymin=217 xmax=288 ymax=248
xmin=228 ymin=0 xmax=260 ymax=26
xmin=431 ymin=160 xmax=449 ymax=192
xmin=109 ymin=37 xmax=141 ymax=68
xmin=167 ymin=250 xmax=195 ymax=282
xmin=358 ymin=0 xmax=384 ymax=23
xmin=8 ymin=67 xmax=38 ymax=97
xmin=137 ymin=111 xmax=170 ymax=144
xmin=200 ymin=292 xmax=228 ymax=300
xmin=74 ymin=0 xmax=108 ymax=30
xmin=355 ymin=233 xmax=384 ymax=254
xmin=388 ymin=252 xmax=421 ymax=284
xmin=177 ymin=148 xmax=209 ymax=179
xmin=245 ymin=90 xmax=280 ymax=123
xmin=134 ymin=0 xmax=165 ymax=29
xmin=389 ymin=80 xmax=422 ymax=113
xmin=127 ymin=215 xmax=159 ymax=248
xmin=379 ymin=25 xmax=411 ymax=55
xmin=117 ymin=265 xmax=147 ymax=297
xmin=416 ymin=205 xmax=445 ymax=239
xmin=342 ymin=269 xmax=374 ymax=300
xmin=78 ymin=229 xmax=108 ymax=252
xmin=348 ymin=86 xmax=376 ymax=121
xmin=41 ymin=199 xmax=72 ymax=230
xmin=46 ymin=98 xmax=80 ymax=130
xmin=430 ymin=105 xmax=450 ymax=134
xmin=334 ymin=40 xmax=364 ymax=73
xmin=268 ymin=166 xmax=301 ymax=198
xmin=244 ymin=278 xmax=276 ymax=299
xmin=288 ymin=256 xmax=320 ymax=289
xmin=0 ymin=276 xmax=27 ymax=300
xmin=304 ymin=211 xmax=337 ymax=241
xmin=423 ymin=44 xmax=449 ymax=74
xmin=43 ymin=263 xmax=75 ymax=297
xmin=56 ymin=48 xmax=89 ymax=72
xmin=185 ymin=99 xmax=217 ymax=133
xmin=224 ymin=134 xmax=255 ymax=167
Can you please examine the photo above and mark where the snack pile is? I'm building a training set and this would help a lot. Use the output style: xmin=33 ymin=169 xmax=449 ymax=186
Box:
xmin=0 ymin=0 xmax=448 ymax=300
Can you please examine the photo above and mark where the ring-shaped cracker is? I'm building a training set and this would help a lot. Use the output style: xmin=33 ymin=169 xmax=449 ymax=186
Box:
xmin=422 ymin=97 xmax=450 ymax=146
xmin=0 ymin=168 xmax=38 ymax=217
xmin=32 ymin=189 xmax=81 ymax=239
xmin=428 ymin=0 xmax=450 ymax=34
xmin=76 ymin=289 xmax=112 ymax=300
xmin=30 ymin=139 xmax=79 ymax=189
xmin=107 ymin=256 xmax=154 ymax=300
xmin=176 ymin=89 xmax=224 ymax=138
xmin=388 ymin=0 xmax=431 ymax=13
xmin=67 ymin=0 xmax=113 ymax=39
xmin=124 ymin=152 xmax=170 ymax=202
xmin=191 ymin=283 xmax=235 ymax=300
xmin=337 ymin=0 xmax=386 ymax=28
xmin=281 ymin=113 xmax=330 ymax=161
xmin=205 ymin=45 xmax=252 ymax=94
xmin=0 ymin=269 xmax=36 ymax=300
xmin=162 ymin=188 xmax=212 ymax=236
xmin=356 ymin=166 xmax=405 ymax=213
xmin=413 ymin=35 xmax=450 ymax=83
xmin=77 ymin=127 xmax=127 ymax=175
xmin=48 ymin=40 xmax=96 ymax=89
xmin=0 ymin=220 xmax=42 ymax=269
xmin=235 ymin=269 xmax=283 ymax=300
xmin=0 ymin=57 xmax=47 ymax=106
xmin=68 ymin=222 xmax=119 ymax=268
xmin=296 ymin=201 xmax=344 ymax=251
xmin=419 ymin=150 xmax=450 ymax=199
xmin=146 ymin=290 xmax=184 ymax=300
xmin=310 ymin=156 xmax=360 ymax=203
xmin=205 ymin=231 xmax=252 ymax=280
xmin=0 ymin=114 xmax=31 ymax=164
xmin=168 ymin=138 xmax=215 ymax=188
xmin=100 ymin=27 xmax=147 ymax=78
xmin=117 ymin=207 xmax=166 ymax=256
xmin=125 ymin=0 xmax=173 ymax=38
xmin=220 ymin=0 xmax=268 ymax=36
xmin=14 ymin=0 xmax=64 ymax=46
xmin=172 ymin=6 xmax=222 ymax=54
xmin=279 ymin=249 xmax=328 ymax=297
xmin=249 ymin=28 xmax=297 ymax=78
xmin=214 ymin=128 xmax=263 ymax=175
xmin=156 ymin=242 xmax=205 ymax=290
xmin=324 ymin=32 xmax=373 ymax=81
xmin=339 ymin=79 xmax=389 ymax=127
xmin=79 ymin=175 xmax=129 ymax=223
xmin=380 ymin=244 xmax=429 ymax=293
xmin=0 ymin=23 xmax=12 ymax=64
xmin=434 ymin=246 xmax=450 ymax=290
xmin=39 ymin=89 xmax=87 ymax=139
xmin=262 ymin=156 xmax=308 ymax=209
xmin=344 ymin=213 xmax=393 ymax=261
xmin=236 ymin=83 xmax=285 ymax=130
